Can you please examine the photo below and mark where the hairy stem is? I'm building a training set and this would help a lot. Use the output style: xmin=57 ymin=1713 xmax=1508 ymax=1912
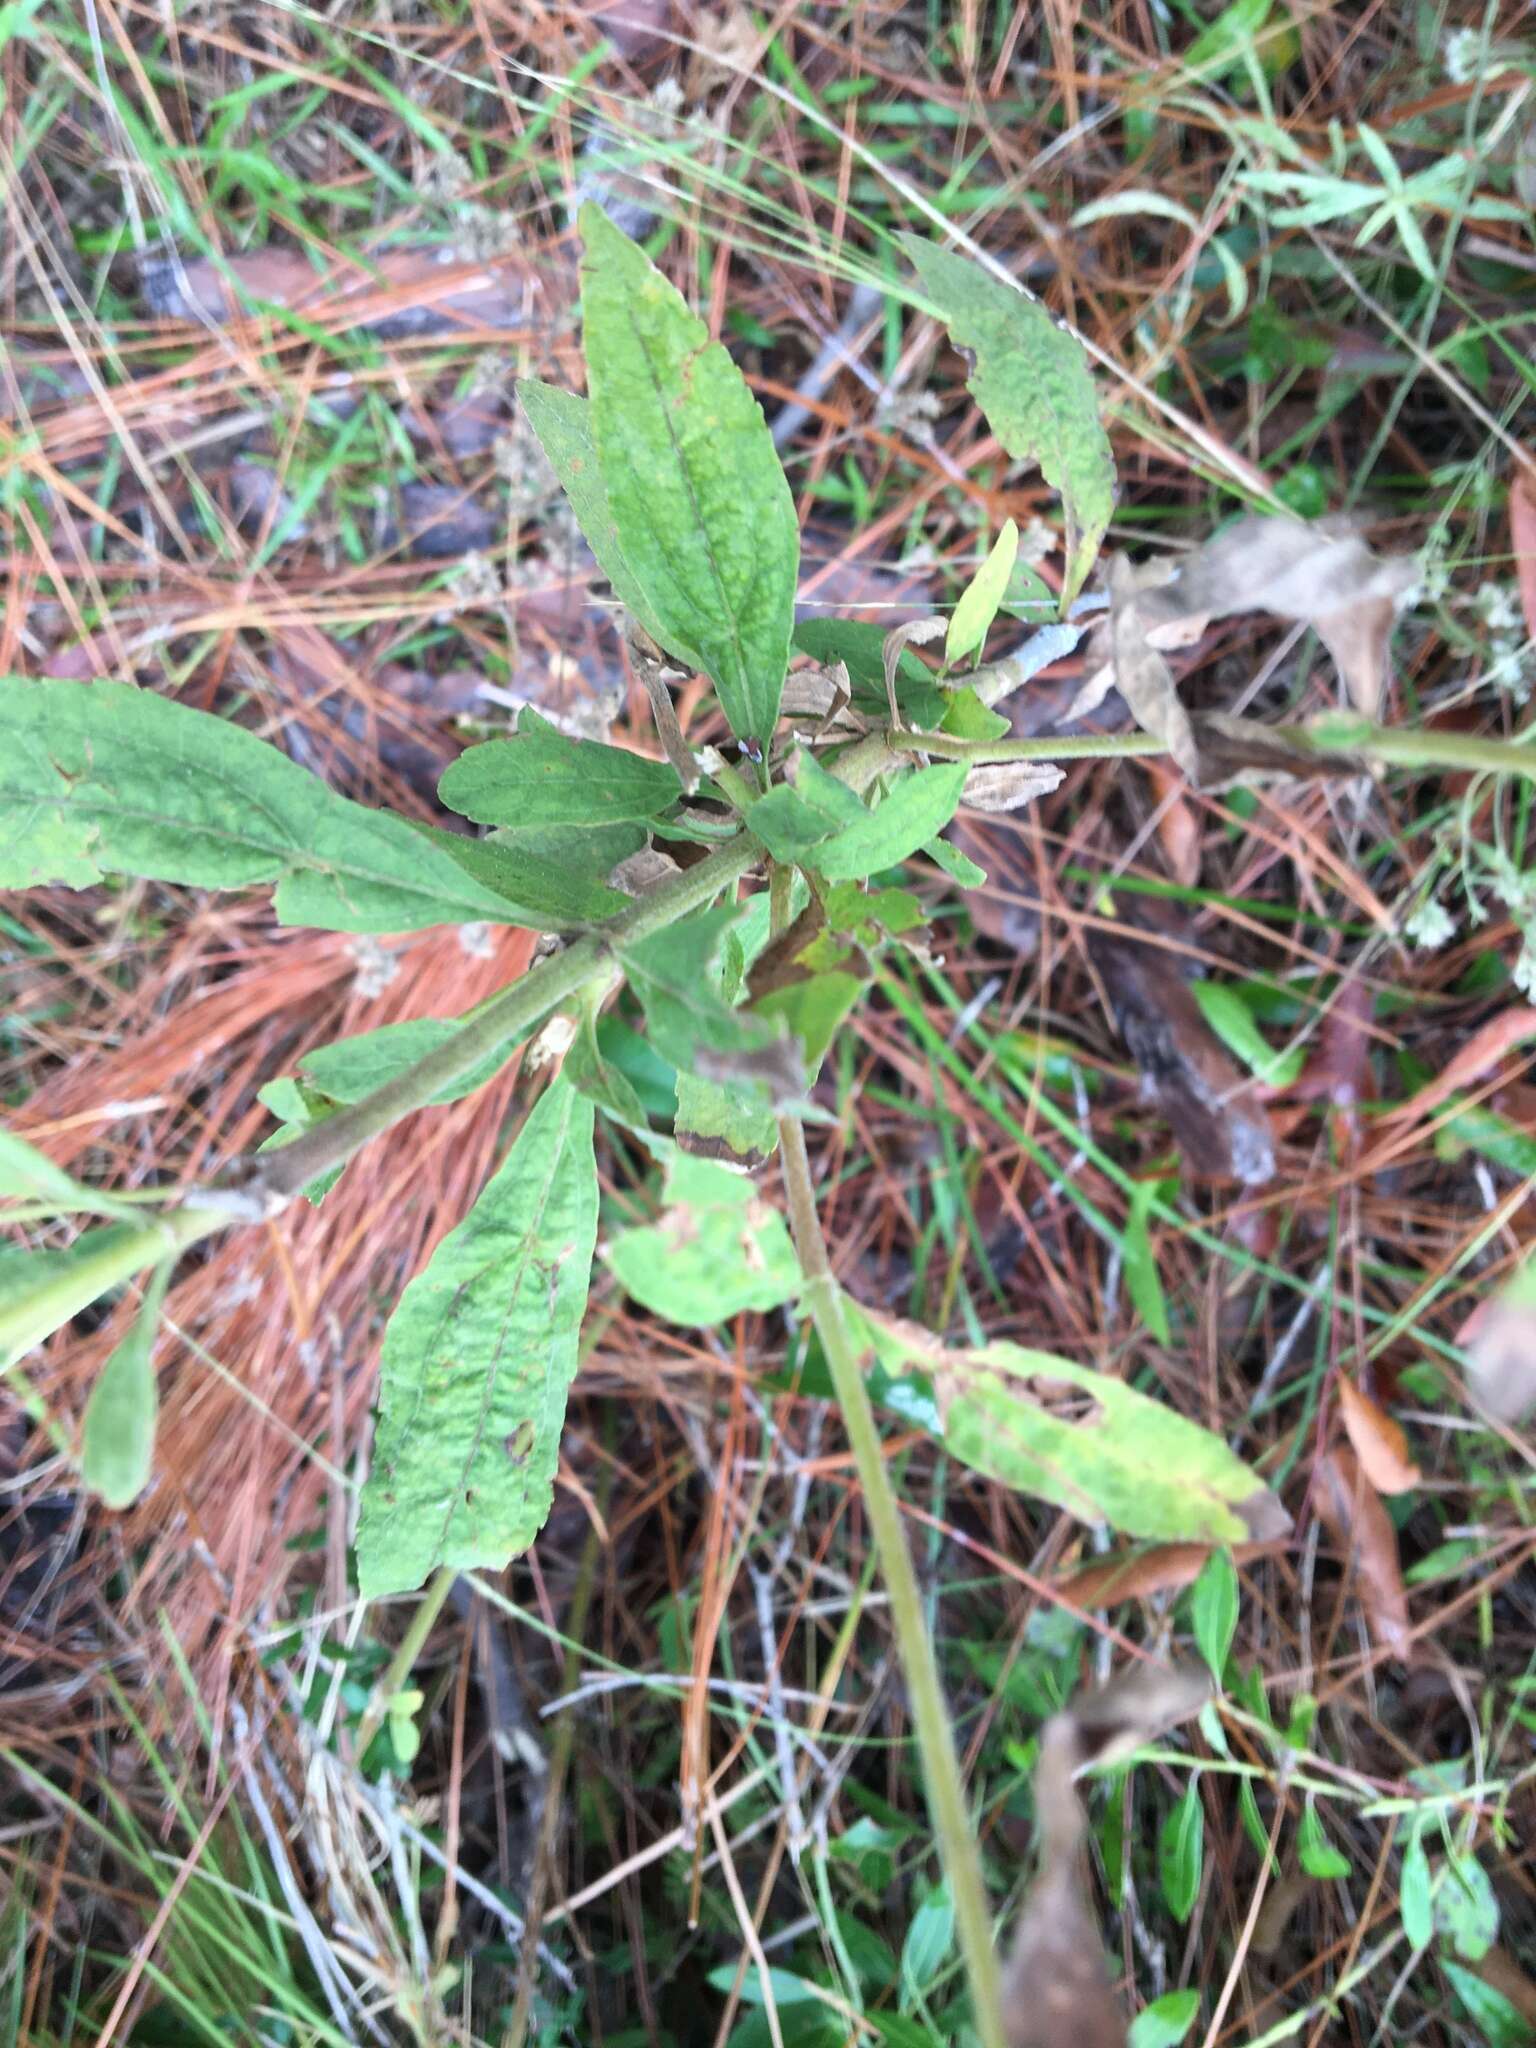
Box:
xmin=776 ymin=1114 xmax=1007 ymax=2048
xmin=0 ymin=1206 xmax=219 ymax=1367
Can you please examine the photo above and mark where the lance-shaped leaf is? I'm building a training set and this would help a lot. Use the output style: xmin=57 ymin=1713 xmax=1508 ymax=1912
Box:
xmin=81 ymin=1263 xmax=171 ymax=1510
xmin=439 ymin=711 xmax=682 ymax=829
xmin=946 ymin=517 xmax=1020 ymax=666
xmin=518 ymin=381 xmax=695 ymax=665
xmin=356 ymin=1079 xmax=598 ymax=1599
xmin=0 ymin=1128 xmax=133 ymax=1220
xmin=809 ymin=761 xmax=968 ymax=881
xmin=579 ymin=203 xmax=798 ymax=746
xmin=0 ymin=679 xmax=619 ymax=933
xmin=901 ymin=234 xmax=1116 ymax=610
xmin=852 ymin=1305 xmax=1290 ymax=1545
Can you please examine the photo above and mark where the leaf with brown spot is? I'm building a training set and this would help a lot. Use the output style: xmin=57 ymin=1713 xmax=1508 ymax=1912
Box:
xmin=1336 ymin=1375 xmax=1421 ymax=1494
xmin=1313 ymin=1443 xmax=1412 ymax=1660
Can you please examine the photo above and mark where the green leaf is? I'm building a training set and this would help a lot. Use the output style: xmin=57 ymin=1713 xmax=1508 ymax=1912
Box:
xmin=0 ymin=1129 xmax=129 ymax=1219
xmin=900 ymin=235 xmax=1116 ymax=608
xmin=1123 ymin=1177 xmax=1171 ymax=1343
xmin=1190 ymin=1548 xmax=1239 ymax=1683
xmin=939 ymin=686 xmax=1011 ymax=743
xmin=486 ymin=818 xmax=647 ymax=885
xmin=606 ymin=1153 xmax=800 ymax=1325
xmin=946 ymin=518 xmax=1019 ymax=666
xmin=1400 ymin=1824 xmax=1433 ymax=1948
xmin=1189 ymin=981 xmax=1304 ymax=1089
xmin=80 ymin=1264 xmax=170 ymax=1510
xmin=419 ymin=824 xmax=630 ymax=925
xmin=1441 ymin=1961 xmax=1535 ymax=2048
xmin=791 ymin=619 xmax=946 ymax=727
xmin=517 ymin=381 xmax=691 ymax=662
xmin=0 ymin=679 xmax=606 ymax=933
xmin=900 ymin=1878 xmax=954 ymax=1999
xmin=580 ymin=203 xmax=797 ymax=745
xmin=849 ymin=1306 xmax=1288 ymax=1545
xmin=0 ymin=1224 xmax=148 ymax=1368
xmin=809 ymin=763 xmax=968 ymax=882
xmin=438 ymin=712 xmax=682 ymax=829
xmin=825 ymin=882 xmax=928 ymax=939
xmin=565 ymin=1009 xmax=653 ymax=1134
xmin=1436 ymin=1850 xmax=1500 ymax=1961
xmin=745 ymin=753 xmax=866 ymax=864
xmin=755 ymin=968 xmax=865 ymax=1072
xmin=1128 ymin=1989 xmax=1201 ymax=2048
xmin=355 ymin=1078 xmax=599 ymax=1598
xmin=1159 ymin=1780 xmax=1204 ymax=1924
xmin=1183 ymin=0 xmax=1271 ymax=80
xmin=923 ymin=836 xmax=986 ymax=887
xmin=1297 ymin=1799 xmax=1350 ymax=1880
xmin=623 ymin=906 xmax=778 ymax=1076
xmin=1002 ymin=558 xmax=1058 ymax=623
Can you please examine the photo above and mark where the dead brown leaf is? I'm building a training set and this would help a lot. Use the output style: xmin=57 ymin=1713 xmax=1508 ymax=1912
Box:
xmin=1457 ymin=1267 xmax=1536 ymax=1424
xmin=1336 ymin=1376 xmax=1421 ymax=1494
xmin=1001 ymin=1664 xmax=1211 ymax=2048
xmin=1313 ymin=1443 xmax=1412 ymax=1660
xmin=1054 ymin=1538 xmax=1284 ymax=1609
xmin=960 ymin=760 xmax=1065 ymax=813
xmin=1510 ymin=463 xmax=1536 ymax=648
xmin=1108 ymin=554 xmax=1202 ymax=783
xmin=1379 ymin=1005 xmax=1536 ymax=1128
xmin=1087 ymin=926 xmax=1276 ymax=1185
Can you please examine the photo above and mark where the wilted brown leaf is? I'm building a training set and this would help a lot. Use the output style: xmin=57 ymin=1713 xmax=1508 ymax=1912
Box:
xmin=1001 ymin=1664 xmax=1211 ymax=2048
xmin=960 ymin=760 xmax=1065 ymax=812
xmin=1087 ymin=926 xmax=1276 ymax=1185
xmin=1108 ymin=554 xmax=1202 ymax=784
xmin=1336 ymin=1376 xmax=1421 ymax=1494
xmin=1510 ymin=463 xmax=1536 ymax=648
xmin=1457 ymin=1264 xmax=1536 ymax=1424
xmin=1313 ymin=1443 xmax=1412 ymax=1660
xmin=1379 ymin=1006 xmax=1536 ymax=1130
xmin=1055 ymin=1537 xmax=1284 ymax=1609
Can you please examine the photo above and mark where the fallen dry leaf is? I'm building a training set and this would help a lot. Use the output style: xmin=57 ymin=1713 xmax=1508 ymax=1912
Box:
xmin=1313 ymin=1442 xmax=1412 ymax=1660
xmin=1108 ymin=554 xmax=1201 ymax=783
xmin=1054 ymin=1538 xmax=1284 ymax=1609
xmin=1001 ymin=1663 xmax=1211 ymax=2048
xmin=1457 ymin=1263 xmax=1536 ymax=1424
xmin=1380 ymin=1005 xmax=1536 ymax=1128
xmin=960 ymin=760 xmax=1065 ymax=812
xmin=1336 ymin=1375 xmax=1421 ymax=1494
xmin=1087 ymin=925 xmax=1276 ymax=1185
xmin=141 ymin=244 xmax=535 ymax=338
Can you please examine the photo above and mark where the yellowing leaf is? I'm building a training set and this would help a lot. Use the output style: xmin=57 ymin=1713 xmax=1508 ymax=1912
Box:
xmin=946 ymin=519 xmax=1020 ymax=665
xmin=852 ymin=1306 xmax=1289 ymax=1545
xmin=606 ymin=1153 xmax=800 ymax=1325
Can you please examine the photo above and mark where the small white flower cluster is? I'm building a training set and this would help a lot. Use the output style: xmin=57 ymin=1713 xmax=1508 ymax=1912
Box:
xmin=1474 ymin=582 xmax=1534 ymax=701
xmin=1443 ymin=27 xmax=1487 ymax=85
xmin=1404 ymin=899 xmax=1456 ymax=951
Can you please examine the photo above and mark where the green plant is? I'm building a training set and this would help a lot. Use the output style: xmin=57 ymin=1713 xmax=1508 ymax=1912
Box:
xmin=5 ymin=204 xmax=1536 ymax=2044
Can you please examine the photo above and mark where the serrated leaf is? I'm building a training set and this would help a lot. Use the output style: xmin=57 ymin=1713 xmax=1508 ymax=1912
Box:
xmin=438 ymin=711 xmax=682 ymax=829
xmin=580 ymin=204 xmax=797 ymax=746
xmin=356 ymin=1079 xmax=598 ymax=1598
xmin=1159 ymin=1780 xmax=1204 ymax=1923
xmin=791 ymin=619 xmax=946 ymax=727
xmin=1128 ymin=1988 xmax=1201 ymax=2048
xmin=606 ymin=1153 xmax=800 ymax=1325
xmin=946 ymin=518 xmax=1019 ymax=665
xmin=901 ymin=235 xmax=1116 ymax=607
xmin=851 ymin=1305 xmax=1289 ymax=1545
xmin=0 ymin=679 xmax=605 ymax=934
xmin=809 ymin=763 xmax=968 ymax=882
xmin=80 ymin=1263 xmax=170 ymax=1510
xmin=1190 ymin=1548 xmax=1239 ymax=1682
xmin=517 ymin=381 xmax=692 ymax=662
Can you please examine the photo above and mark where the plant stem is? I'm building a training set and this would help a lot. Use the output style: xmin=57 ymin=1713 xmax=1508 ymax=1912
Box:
xmin=354 ymin=1564 xmax=456 ymax=1759
xmin=775 ymin=1114 xmax=1007 ymax=2048
xmin=0 ymin=1206 xmax=219 ymax=1367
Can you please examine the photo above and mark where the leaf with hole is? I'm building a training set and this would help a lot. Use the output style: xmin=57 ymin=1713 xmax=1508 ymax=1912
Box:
xmin=355 ymin=1077 xmax=598 ymax=1599
xmin=439 ymin=711 xmax=682 ymax=829
xmin=901 ymin=234 xmax=1116 ymax=608
xmin=0 ymin=678 xmax=608 ymax=933
xmin=580 ymin=204 xmax=797 ymax=746
xmin=606 ymin=1152 xmax=800 ymax=1325
xmin=849 ymin=1305 xmax=1290 ymax=1545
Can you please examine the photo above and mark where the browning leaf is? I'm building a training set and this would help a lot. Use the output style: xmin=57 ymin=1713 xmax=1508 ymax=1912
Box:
xmin=1001 ymin=1664 xmax=1210 ymax=2048
xmin=1108 ymin=555 xmax=1202 ymax=783
xmin=1457 ymin=1264 xmax=1536 ymax=1424
xmin=1336 ymin=1375 xmax=1421 ymax=1494
xmin=960 ymin=760 xmax=1065 ymax=813
xmin=1087 ymin=926 xmax=1276 ymax=1185
xmin=1313 ymin=1443 xmax=1412 ymax=1661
